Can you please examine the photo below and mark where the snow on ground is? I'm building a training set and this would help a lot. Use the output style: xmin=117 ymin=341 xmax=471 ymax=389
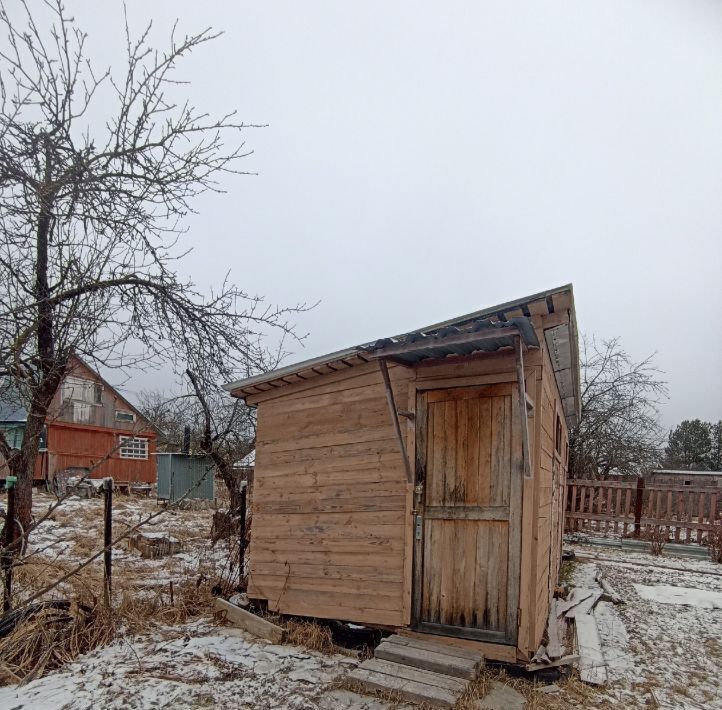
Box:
xmin=3 ymin=492 xmax=398 ymax=710
xmin=0 ymin=620 xmax=391 ymax=710
xmin=7 ymin=493 xmax=722 ymax=709
xmin=571 ymin=543 xmax=722 ymax=709
xmin=632 ymin=583 xmax=722 ymax=609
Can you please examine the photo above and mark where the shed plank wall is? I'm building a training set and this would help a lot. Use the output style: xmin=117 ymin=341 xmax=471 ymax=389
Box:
xmin=249 ymin=361 xmax=413 ymax=626
xmin=532 ymin=340 xmax=569 ymax=646
xmin=247 ymin=322 xmax=572 ymax=657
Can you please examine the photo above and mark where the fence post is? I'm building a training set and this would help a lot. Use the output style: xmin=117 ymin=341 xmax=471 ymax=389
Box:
xmin=633 ymin=477 xmax=645 ymax=538
xmin=1 ymin=475 xmax=18 ymax=613
xmin=103 ymin=477 xmax=113 ymax=606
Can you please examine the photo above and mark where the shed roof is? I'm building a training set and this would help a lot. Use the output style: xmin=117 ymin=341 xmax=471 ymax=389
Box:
xmin=0 ymin=381 xmax=28 ymax=422
xmin=225 ymin=283 xmax=580 ymax=425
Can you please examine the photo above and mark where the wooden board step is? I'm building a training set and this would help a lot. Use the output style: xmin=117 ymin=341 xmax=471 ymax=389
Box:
xmin=385 ymin=633 xmax=485 ymax=662
xmin=346 ymin=633 xmax=485 ymax=708
xmin=347 ymin=658 xmax=465 ymax=708
xmin=374 ymin=635 xmax=482 ymax=680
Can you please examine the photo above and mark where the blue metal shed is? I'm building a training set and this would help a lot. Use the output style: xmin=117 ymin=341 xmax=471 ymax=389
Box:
xmin=156 ymin=453 xmax=215 ymax=503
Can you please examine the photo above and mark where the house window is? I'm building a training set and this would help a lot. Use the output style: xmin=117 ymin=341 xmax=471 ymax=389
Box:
xmin=684 ymin=480 xmax=691 ymax=486
xmin=62 ymin=377 xmax=102 ymax=405
xmin=119 ymin=436 xmax=148 ymax=460
xmin=115 ymin=410 xmax=136 ymax=423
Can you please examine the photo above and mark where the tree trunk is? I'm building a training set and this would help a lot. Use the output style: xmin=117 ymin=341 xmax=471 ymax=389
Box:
xmin=14 ymin=142 xmax=58 ymax=532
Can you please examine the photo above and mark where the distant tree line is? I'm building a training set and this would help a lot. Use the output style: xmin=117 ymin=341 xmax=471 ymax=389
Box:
xmin=662 ymin=420 xmax=722 ymax=472
xmin=568 ymin=335 xmax=721 ymax=477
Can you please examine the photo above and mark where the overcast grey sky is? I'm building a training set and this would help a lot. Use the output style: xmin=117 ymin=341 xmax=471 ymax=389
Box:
xmin=68 ymin=0 xmax=721 ymax=427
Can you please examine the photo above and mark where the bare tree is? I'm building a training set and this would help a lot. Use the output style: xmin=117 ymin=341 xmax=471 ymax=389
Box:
xmin=0 ymin=2 xmax=302 ymax=532
xmin=137 ymin=383 xmax=256 ymax=509
xmin=186 ymin=370 xmax=255 ymax=510
xmin=569 ymin=336 xmax=668 ymax=478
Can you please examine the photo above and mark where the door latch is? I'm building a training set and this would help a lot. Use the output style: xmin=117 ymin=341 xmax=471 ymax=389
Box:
xmin=415 ymin=514 xmax=423 ymax=540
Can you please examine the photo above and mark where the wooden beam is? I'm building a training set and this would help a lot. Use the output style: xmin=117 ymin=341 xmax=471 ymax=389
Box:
xmin=515 ymin=336 xmax=532 ymax=480
xmin=214 ymin=597 xmax=285 ymax=643
xmin=424 ymin=505 xmax=509 ymax=521
xmin=525 ymin=654 xmax=579 ymax=672
xmin=368 ymin=326 xmax=523 ymax=360
xmin=379 ymin=358 xmax=414 ymax=484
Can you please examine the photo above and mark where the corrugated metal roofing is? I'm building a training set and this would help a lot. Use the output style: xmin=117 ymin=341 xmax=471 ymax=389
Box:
xmin=0 ymin=402 xmax=28 ymax=422
xmin=0 ymin=389 xmax=28 ymax=422
xmin=224 ymin=283 xmax=580 ymax=425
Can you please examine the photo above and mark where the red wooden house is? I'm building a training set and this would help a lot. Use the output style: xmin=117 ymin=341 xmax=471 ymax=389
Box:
xmin=1 ymin=356 xmax=157 ymax=486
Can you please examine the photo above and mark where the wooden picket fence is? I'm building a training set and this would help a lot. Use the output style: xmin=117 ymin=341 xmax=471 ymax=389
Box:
xmin=565 ymin=478 xmax=721 ymax=544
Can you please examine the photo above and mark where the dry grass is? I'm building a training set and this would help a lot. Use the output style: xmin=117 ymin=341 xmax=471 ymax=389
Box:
xmin=558 ymin=559 xmax=576 ymax=587
xmin=282 ymin=618 xmax=357 ymax=657
xmin=707 ymin=524 xmax=722 ymax=564
xmin=0 ymin=564 xmax=216 ymax=685
xmin=643 ymin=527 xmax=668 ymax=556
xmin=0 ymin=493 xmax=225 ymax=686
xmin=115 ymin=578 xmax=214 ymax=633
xmin=0 ymin=602 xmax=115 ymax=686
xmin=454 ymin=668 xmax=615 ymax=710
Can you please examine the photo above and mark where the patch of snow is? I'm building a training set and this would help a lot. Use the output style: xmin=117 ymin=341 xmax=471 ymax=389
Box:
xmin=0 ymin=623 xmax=369 ymax=710
xmin=632 ymin=584 xmax=722 ymax=609
xmin=570 ymin=543 xmax=722 ymax=709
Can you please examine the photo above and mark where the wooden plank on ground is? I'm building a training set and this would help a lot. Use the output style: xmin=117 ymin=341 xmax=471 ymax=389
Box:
xmin=214 ymin=597 xmax=284 ymax=643
xmin=374 ymin=640 xmax=480 ymax=680
xmin=556 ymin=588 xmax=593 ymax=616
xmin=574 ymin=614 xmax=608 ymax=686
xmin=566 ymin=590 xmax=603 ymax=618
xmin=545 ymin=599 xmax=563 ymax=660
xmin=525 ymin=654 xmax=579 ymax=672
xmin=347 ymin=663 xmax=460 ymax=707
xmin=358 ymin=657 xmax=467 ymax=693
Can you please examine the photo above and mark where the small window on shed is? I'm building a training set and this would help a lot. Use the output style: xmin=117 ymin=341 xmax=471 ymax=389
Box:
xmin=115 ymin=410 xmax=136 ymax=423
xmin=555 ymin=414 xmax=562 ymax=455
xmin=684 ymin=480 xmax=691 ymax=486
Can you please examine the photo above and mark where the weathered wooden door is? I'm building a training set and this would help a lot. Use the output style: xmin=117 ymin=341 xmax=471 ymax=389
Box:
xmin=413 ymin=384 xmax=523 ymax=644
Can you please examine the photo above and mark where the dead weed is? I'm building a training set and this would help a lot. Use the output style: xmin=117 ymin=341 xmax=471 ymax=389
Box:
xmin=282 ymin=618 xmax=355 ymax=657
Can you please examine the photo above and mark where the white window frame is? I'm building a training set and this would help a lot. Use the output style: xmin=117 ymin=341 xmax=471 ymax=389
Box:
xmin=119 ymin=436 xmax=148 ymax=460
xmin=115 ymin=409 xmax=136 ymax=423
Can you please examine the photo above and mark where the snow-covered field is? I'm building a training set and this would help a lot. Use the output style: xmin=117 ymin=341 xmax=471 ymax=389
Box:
xmin=2 ymin=492 xmax=721 ymax=709
xmin=2 ymin=492 xmax=394 ymax=710
xmin=572 ymin=544 xmax=722 ymax=709
xmin=0 ymin=620 xmax=384 ymax=710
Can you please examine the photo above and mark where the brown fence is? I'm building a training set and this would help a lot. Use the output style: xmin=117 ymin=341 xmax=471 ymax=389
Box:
xmin=565 ymin=478 xmax=721 ymax=544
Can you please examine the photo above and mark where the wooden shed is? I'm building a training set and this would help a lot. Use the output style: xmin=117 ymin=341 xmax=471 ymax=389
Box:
xmin=226 ymin=285 xmax=580 ymax=663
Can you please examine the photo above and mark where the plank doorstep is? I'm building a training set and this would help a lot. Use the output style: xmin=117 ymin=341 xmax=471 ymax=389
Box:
xmin=358 ymin=658 xmax=467 ymax=693
xmin=348 ymin=665 xmax=459 ymax=708
xmin=384 ymin=633 xmax=485 ymax=663
xmin=374 ymin=640 xmax=480 ymax=680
